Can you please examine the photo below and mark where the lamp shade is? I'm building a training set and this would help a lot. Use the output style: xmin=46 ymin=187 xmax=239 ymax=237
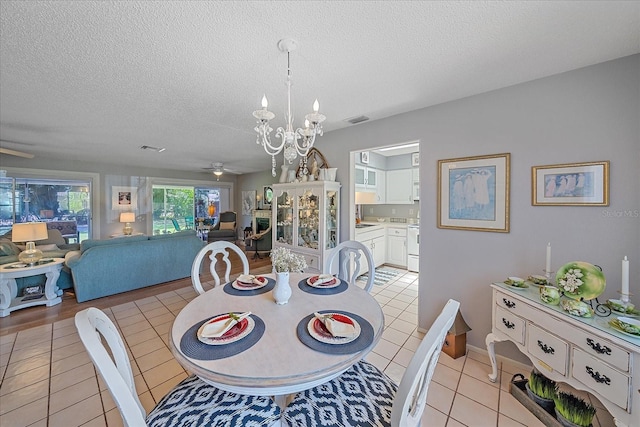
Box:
xmin=11 ymin=222 xmax=48 ymax=243
xmin=119 ymin=212 xmax=135 ymax=223
xmin=448 ymin=311 xmax=472 ymax=335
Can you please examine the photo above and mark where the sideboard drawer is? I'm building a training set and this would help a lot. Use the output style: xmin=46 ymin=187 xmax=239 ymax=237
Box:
xmin=495 ymin=306 xmax=525 ymax=345
xmin=527 ymin=324 xmax=568 ymax=376
xmin=572 ymin=348 xmax=629 ymax=410
xmin=571 ymin=329 xmax=630 ymax=373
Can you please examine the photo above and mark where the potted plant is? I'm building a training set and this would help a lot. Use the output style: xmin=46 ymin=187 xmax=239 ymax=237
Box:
xmin=525 ymin=370 xmax=557 ymax=414
xmin=553 ymin=391 xmax=597 ymax=427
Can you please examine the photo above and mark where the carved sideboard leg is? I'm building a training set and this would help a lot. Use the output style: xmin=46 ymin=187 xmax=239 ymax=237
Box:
xmin=486 ymin=333 xmax=501 ymax=383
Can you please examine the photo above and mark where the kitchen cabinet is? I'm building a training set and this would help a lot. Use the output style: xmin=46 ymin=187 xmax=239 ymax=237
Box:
xmin=487 ymin=284 xmax=639 ymax=427
xmin=412 ymin=167 xmax=419 ymax=201
xmin=354 ymin=225 xmax=386 ymax=275
xmin=386 ymin=227 xmax=407 ymax=268
xmin=272 ymin=181 xmax=340 ymax=273
xmin=355 ymin=165 xmax=385 ymax=204
xmin=386 ymin=169 xmax=413 ymax=204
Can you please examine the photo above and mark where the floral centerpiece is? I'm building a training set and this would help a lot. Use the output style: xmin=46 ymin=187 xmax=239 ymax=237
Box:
xmin=555 ymin=261 xmax=606 ymax=301
xmin=270 ymin=247 xmax=307 ymax=272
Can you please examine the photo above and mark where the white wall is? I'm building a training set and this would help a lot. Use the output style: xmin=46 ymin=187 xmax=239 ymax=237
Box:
xmin=319 ymin=54 xmax=640 ymax=361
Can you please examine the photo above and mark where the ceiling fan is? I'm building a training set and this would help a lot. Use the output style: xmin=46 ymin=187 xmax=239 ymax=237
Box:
xmin=0 ymin=141 xmax=35 ymax=158
xmin=201 ymin=162 xmax=241 ymax=180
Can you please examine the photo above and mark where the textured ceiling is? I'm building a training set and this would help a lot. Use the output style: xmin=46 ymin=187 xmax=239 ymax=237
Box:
xmin=1 ymin=1 xmax=638 ymax=175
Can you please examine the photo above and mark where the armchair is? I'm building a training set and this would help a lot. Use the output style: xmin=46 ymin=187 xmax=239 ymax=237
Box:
xmin=207 ymin=211 xmax=237 ymax=243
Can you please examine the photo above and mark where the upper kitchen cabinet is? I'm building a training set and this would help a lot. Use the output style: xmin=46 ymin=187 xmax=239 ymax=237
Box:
xmin=412 ymin=167 xmax=419 ymax=201
xmin=386 ymin=169 xmax=413 ymax=204
xmin=355 ymin=165 xmax=385 ymax=204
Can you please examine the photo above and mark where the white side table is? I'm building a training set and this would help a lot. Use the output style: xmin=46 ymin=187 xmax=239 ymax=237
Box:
xmin=0 ymin=258 xmax=65 ymax=317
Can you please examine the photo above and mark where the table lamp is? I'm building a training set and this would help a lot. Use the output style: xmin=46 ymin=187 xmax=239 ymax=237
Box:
xmin=12 ymin=222 xmax=48 ymax=264
xmin=120 ymin=212 xmax=135 ymax=235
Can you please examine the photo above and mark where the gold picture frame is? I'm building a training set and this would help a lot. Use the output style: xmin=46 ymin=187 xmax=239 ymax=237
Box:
xmin=532 ymin=161 xmax=609 ymax=206
xmin=438 ymin=153 xmax=510 ymax=232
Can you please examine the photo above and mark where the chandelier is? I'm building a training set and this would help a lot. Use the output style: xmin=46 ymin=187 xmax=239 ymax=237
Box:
xmin=253 ymin=39 xmax=326 ymax=177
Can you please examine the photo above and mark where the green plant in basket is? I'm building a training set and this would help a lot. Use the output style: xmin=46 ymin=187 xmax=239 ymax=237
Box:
xmin=528 ymin=371 xmax=557 ymax=400
xmin=554 ymin=391 xmax=596 ymax=427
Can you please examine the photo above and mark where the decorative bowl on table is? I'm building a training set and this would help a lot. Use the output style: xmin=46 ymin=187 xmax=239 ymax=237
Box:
xmin=503 ymin=277 xmax=528 ymax=289
xmin=539 ymin=286 xmax=561 ymax=305
xmin=555 ymin=261 xmax=605 ymax=301
xmin=527 ymin=275 xmax=548 ymax=286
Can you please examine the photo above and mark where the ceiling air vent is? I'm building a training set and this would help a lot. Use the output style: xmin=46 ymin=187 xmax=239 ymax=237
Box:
xmin=140 ymin=145 xmax=166 ymax=152
xmin=345 ymin=115 xmax=369 ymax=125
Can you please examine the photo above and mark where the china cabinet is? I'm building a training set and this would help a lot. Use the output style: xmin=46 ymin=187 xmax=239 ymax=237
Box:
xmin=486 ymin=283 xmax=639 ymax=427
xmin=272 ymin=181 xmax=340 ymax=273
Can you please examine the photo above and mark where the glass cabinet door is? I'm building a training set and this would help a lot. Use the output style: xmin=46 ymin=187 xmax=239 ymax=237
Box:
xmin=326 ymin=189 xmax=338 ymax=249
xmin=297 ymin=189 xmax=319 ymax=250
xmin=275 ymin=190 xmax=293 ymax=246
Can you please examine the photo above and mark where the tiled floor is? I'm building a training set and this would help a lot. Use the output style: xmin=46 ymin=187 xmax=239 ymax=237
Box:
xmin=0 ymin=268 xmax=615 ymax=426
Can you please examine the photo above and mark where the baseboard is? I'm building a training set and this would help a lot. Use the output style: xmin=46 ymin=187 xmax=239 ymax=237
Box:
xmin=465 ymin=343 xmax=533 ymax=371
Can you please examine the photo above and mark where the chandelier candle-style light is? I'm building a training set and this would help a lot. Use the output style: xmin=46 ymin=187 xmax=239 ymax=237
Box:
xmin=253 ymin=39 xmax=326 ymax=177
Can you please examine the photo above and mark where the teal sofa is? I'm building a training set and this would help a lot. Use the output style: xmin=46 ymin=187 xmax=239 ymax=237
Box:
xmin=66 ymin=230 xmax=204 ymax=302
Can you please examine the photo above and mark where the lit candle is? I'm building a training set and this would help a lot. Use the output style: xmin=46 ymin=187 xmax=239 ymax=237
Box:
xmin=545 ymin=242 xmax=551 ymax=273
xmin=622 ymin=256 xmax=630 ymax=300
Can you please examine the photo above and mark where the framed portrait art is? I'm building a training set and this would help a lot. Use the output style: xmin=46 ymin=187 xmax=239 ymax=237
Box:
xmin=360 ymin=151 xmax=370 ymax=164
xmin=241 ymin=190 xmax=256 ymax=215
xmin=532 ymin=161 xmax=609 ymax=206
xmin=112 ymin=186 xmax=137 ymax=210
xmin=438 ymin=153 xmax=510 ymax=233
xmin=263 ymin=186 xmax=273 ymax=208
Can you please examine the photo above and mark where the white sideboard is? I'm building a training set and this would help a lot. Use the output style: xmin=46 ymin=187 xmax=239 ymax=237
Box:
xmin=486 ymin=283 xmax=639 ymax=427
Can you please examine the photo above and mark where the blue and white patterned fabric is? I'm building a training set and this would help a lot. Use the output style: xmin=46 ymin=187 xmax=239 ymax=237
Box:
xmin=284 ymin=361 xmax=397 ymax=427
xmin=146 ymin=375 xmax=281 ymax=427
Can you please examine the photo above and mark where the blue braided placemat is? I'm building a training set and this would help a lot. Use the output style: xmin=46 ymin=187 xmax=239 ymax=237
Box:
xmin=180 ymin=314 xmax=265 ymax=360
xmin=296 ymin=310 xmax=374 ymax=355
xmin=297 ymin=278 xmax=348 ymax=295
xmin=223 ymin=277 xmax=275 ymax=296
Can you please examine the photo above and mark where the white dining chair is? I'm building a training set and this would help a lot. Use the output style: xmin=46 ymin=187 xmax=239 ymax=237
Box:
xmin=191 ymin=241 xmax=249 ymax=295
xmin=283 ymin=299 xmax=460 ymax=427
xmin=325 ymin=240 xmax=375 ymax=292
xmin=74 ymin=307 xmax=281 ymax=427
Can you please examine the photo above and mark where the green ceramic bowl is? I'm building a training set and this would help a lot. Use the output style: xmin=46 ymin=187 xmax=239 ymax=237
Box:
xmin=539 ymin=286 xmax=561 ymax=305
xmin=556 ymin=261 xmax=606 ymax=301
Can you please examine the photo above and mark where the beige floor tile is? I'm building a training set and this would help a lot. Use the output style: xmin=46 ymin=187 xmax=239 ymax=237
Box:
xmin=149 ymin=372 xmax=188 ymax=403
xmin=466 ymin=348 xmax=492 ymax=366
xmin=0 ymin=396 xmax=48 ymax=427
xmin=139 ymin=390 xmax=157 ymax=413
xmin=111 ymin=305 xmax=140 ymax=319
xmin=135 ymin=347 xmax=174 ymax=372
xmin=4 ymin=353 xmax=50 ymax=378
xmin=374 ymin=294 xmax=392 ymax=305
xmin=53 ymin=316 xmax=75 ymax=329
xmin=392 ymin=347 xmax=414 ymax=368
xmin=143 ymin=306 xmax=171 ymax=319
xmin=457 ymin=373 xmax=499 ymax=411
xmin=402 ymin=335 xmax=422 ymax=351
xmin=433 ymin=363 xmax=462 ymax=391
xmin=446 ymin=417 xmax=467 ymax=427
xmin=421 ymin=405 xmax=448 ymax=427
xmin=450 ymin=393 xmax=497 ymax=426
xmin=115 ymin=312 xmax=146 ymax=327
xmin=164 ymin=300 xmax=188 ymax=313
xmin=438 ymin=352 xmax=466 ymax=372
xmin=394 ymin=293 xmax=415 ymax=303
xmin=386 ymin=299 xmax=411 ymax=311
xmin=372 ymin=338 xmax=400 ymax=360
xmin=382 ymin=327 xmax=409 ymax=346
xmin=147 ymin=312 xmax=175 ymax=328
xmin=51 ymin=330 xmax=80 ymax=349
xmin=462 ymin=357 xmax=499 ymax=388
xmin=101 ymin=390 xmax=116 ymax=413
xmin=383 ymin=361 xmax=405 ymax=384
xmin=50 ymin=351 xmax=90 ymax=376
xmin=52 ymin=323 xmax=77 ymax=339
xmin=119 ymin=320 xmax=153 ymax=337
xmin=135 ymin=298 xmax=162 ymax=309
xmin=104 ymin=408 xmax=125 ymax=427
xmin=50 ymin=361 xmax=96 ymax=393
xmin=51 ymin=340 xmax=86 ymax=362
xmin=0 ymin=378 xmax=49 ymax=415
xmin=381 ymin=304 xmax=403 ymax=318
xmin=49 ymin=376 xmax=100 ymax=414
xmin=27 ymin=418 xmax=48 ymax=427
xmin=0 ymin=364 xmax=50 ymax=396
xmin=134 ymin=373 xmax=149 ymax=393
xmin=12 ymin=333 xmax=51 ymax=351
xmin=129 ymin=337 xmax=166 ymax=359
xmin=48 ymin=394 xmax=104 ymax=427
xmin=498 ymin=413 xmax=528 ymax=426
xmin=153 ymin=319 xmax=173 ymax=338
xmin=403 ymin=304 xmax=419 ymax=314
xmin=8 ymin=341 xmax=51 ymax=365
xmin=143 ymin=359 xmax=185 ymax=390
xmin=426 ymin=380 xmax=456 ymax=415
xmin=123 ymin=327 xmax=159 ymax=346
xmin=387 ymin=317 xmax=416 ymax=334
xmin=364 ymin=352 xmax=390 ymax=371
xmin=80 ymin=415 xmax=107 ymax=427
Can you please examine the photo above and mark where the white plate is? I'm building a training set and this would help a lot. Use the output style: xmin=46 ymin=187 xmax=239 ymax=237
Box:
xmin=232 ymin=276 xmax=268 ymax=291
xmin=307 ymin=275 xmax=341 ymax=289
xmin=197 ymin=314 xmax=255 ymax=345
xmin=307 ymin=313 xmax=361 ymax=345
xmin=608 ymin=320 xmax=640 ymax=339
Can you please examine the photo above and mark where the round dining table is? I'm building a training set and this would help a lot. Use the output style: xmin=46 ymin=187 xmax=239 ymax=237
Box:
xmin=169 ymin=272 xmax=384 ymax=408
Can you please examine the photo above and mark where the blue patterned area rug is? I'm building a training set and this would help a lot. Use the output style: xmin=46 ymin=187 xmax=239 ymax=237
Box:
xmin=358 ymin=268 xmax=400 ymax=286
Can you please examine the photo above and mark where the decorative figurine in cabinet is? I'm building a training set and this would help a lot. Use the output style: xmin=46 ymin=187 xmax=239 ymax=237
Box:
xmin=272 ymin=181 xmax=340 ymax=273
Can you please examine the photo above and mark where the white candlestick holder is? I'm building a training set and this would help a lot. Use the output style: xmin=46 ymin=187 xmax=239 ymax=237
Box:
xmin=543 ymin=269 xmax=554 ymax=284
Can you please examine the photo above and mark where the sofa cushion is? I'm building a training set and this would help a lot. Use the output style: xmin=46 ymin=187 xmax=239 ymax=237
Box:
xmin=149 ymin=230 xmax=196 ymax=240
xmin=36 ymin=243 xmax=60 ymax=251
xmin=219 ymin=221 xmax=235 ymax=231
xmin=0 ymin=239 xmax=21 ymax=256
xmin=81 ymin=234 xmax=148 ymax=252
